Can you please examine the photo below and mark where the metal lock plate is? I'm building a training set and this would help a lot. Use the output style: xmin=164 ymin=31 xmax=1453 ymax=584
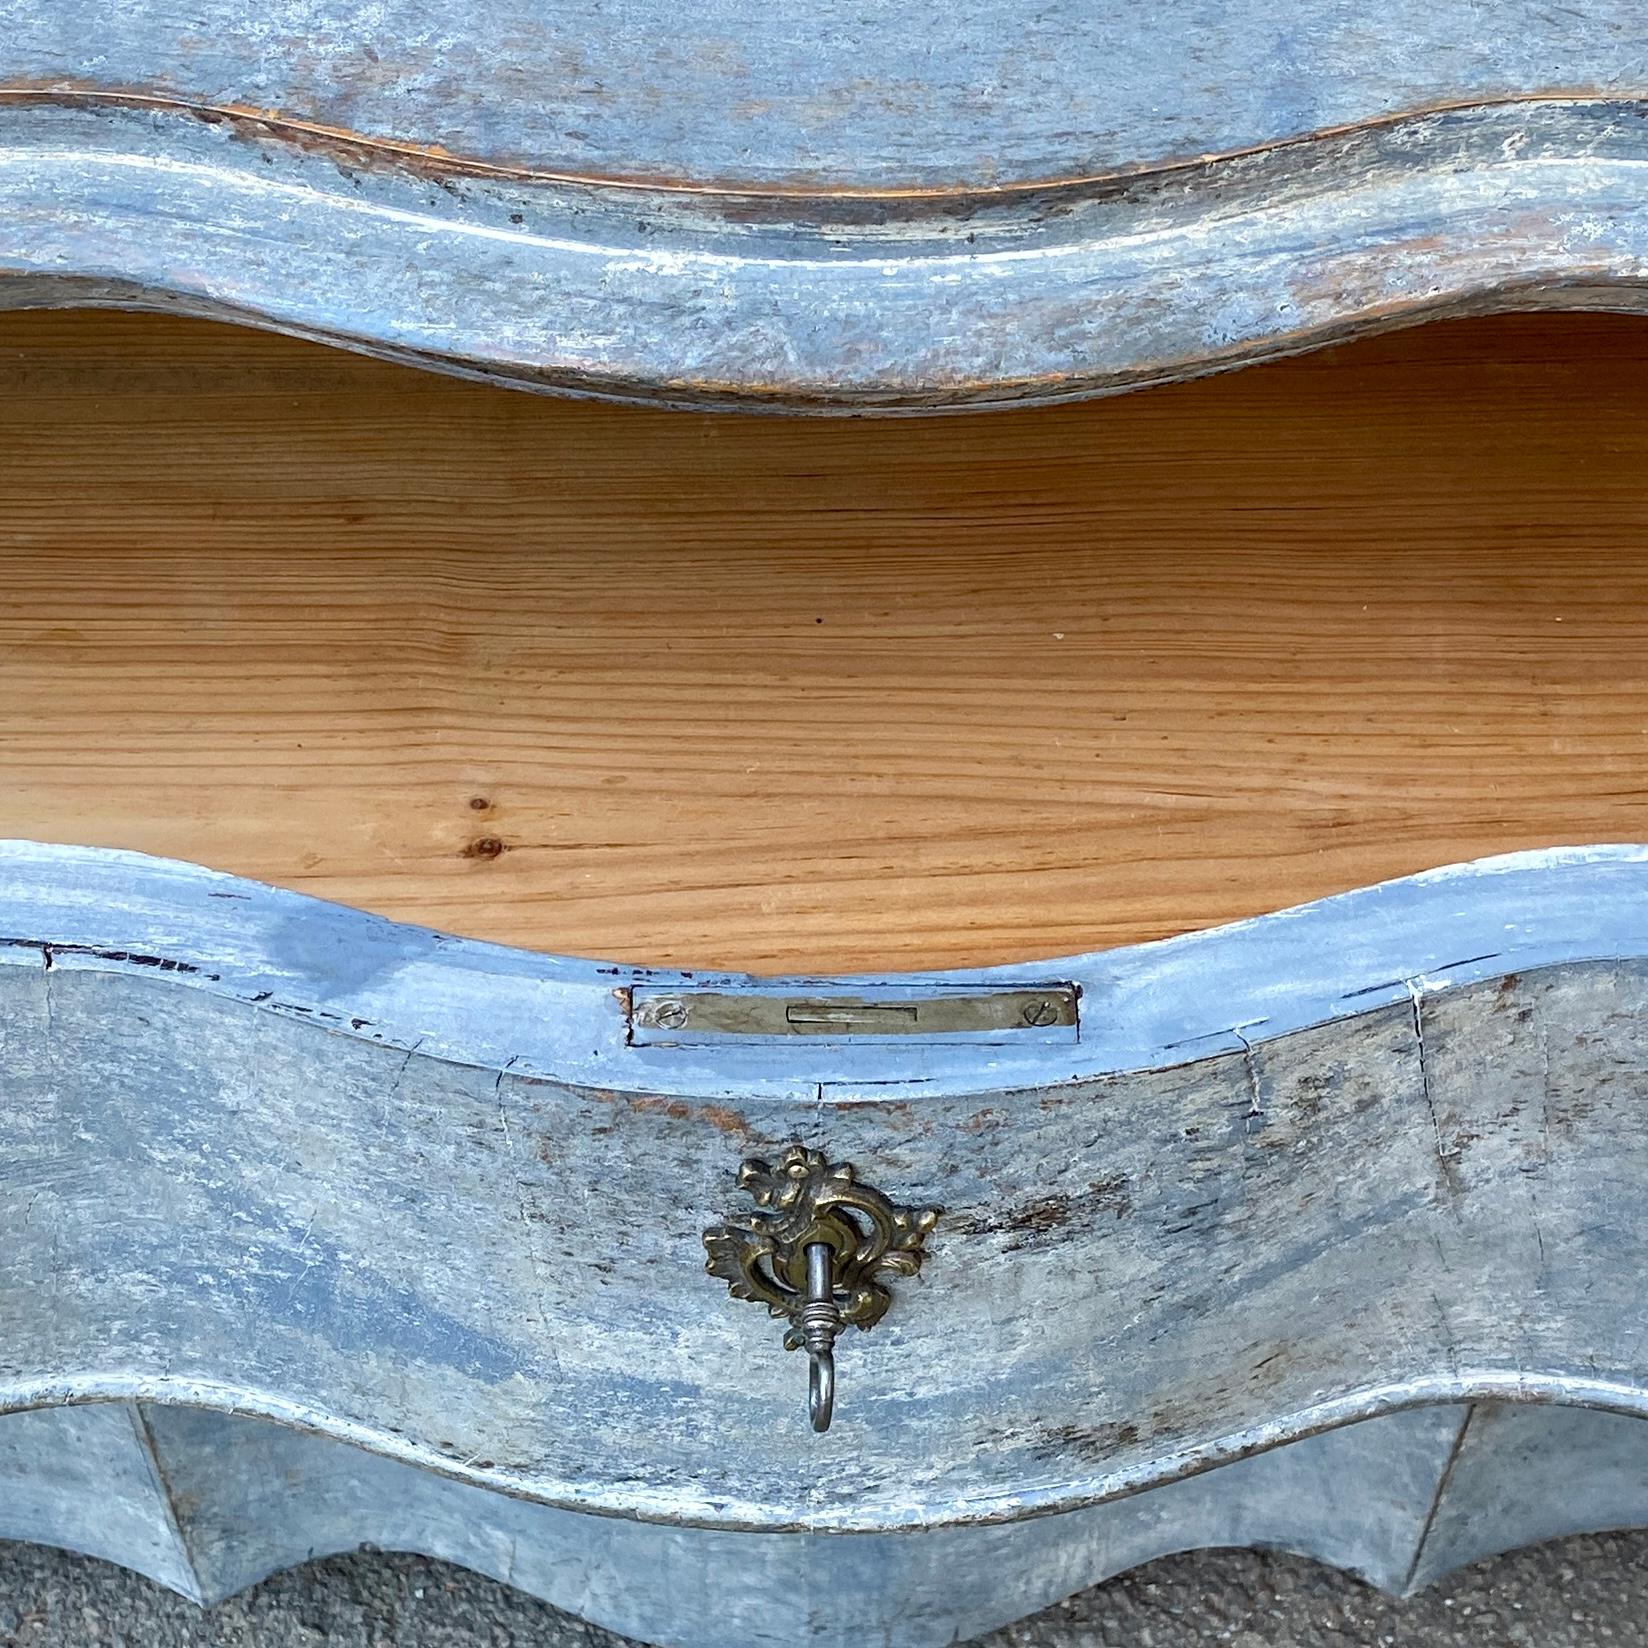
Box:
xmin=629 ymin=982 xmax=1079 ymax=1045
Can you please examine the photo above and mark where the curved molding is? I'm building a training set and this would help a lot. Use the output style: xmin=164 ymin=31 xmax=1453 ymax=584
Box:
xmin=3 ymin=96 xmax=1648 ymax=406
xmin=7 ymin=0 xmax=1648 ymax=195
xmin=8 ymin=843 xmax=1648 ymax=1640
xmin=8 ymin=1399 xmax=1648 ymax=1648
xmin=4 ymin=838 xmax=1648 ymax=1097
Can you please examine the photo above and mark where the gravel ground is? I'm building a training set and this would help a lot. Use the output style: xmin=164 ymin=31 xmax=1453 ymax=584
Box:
xmin=3 ymin=1529 xmax=1647 ymax=1647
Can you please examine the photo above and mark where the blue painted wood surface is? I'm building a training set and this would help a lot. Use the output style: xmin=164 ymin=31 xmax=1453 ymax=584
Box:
xmin=1 ymin=9 xmax=1647 ymax=404
xmin=5 ymin=845 xmax=1648 ymax=1641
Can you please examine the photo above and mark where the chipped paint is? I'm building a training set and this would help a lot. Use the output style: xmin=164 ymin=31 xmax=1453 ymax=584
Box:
xmin=0 ymin=94 xmax=1647 ymax=405
xmin=6 ymin=846 xmax=1648 ymax=1637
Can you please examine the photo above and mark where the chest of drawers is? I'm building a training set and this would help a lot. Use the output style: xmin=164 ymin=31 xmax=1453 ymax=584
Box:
xmin=5 ymin=6 xmax=1648 ymax=1644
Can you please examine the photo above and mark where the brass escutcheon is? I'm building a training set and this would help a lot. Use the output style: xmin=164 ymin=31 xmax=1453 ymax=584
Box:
xmin=703 ymin=1145 xmax=940 ymax=1433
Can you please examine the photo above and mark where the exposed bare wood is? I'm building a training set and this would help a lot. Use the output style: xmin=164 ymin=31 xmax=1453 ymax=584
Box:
xmin=3 ymin=308 xmax=1647 ymax=971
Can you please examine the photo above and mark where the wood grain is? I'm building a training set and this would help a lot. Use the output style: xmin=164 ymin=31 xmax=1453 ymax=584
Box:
xmin=2 ymin=307 xmax=1647 ymax=972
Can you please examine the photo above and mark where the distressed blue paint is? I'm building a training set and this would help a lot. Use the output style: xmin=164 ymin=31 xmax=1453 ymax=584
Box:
xmin=5 ymin=840 xmax=1648 ymax=1101
xmin=5 ymin=845 xmax=1648 ymax=1641
xmin=0 ymin=96 xmax=1647 ymax=405
xmin=3 ymin=0 xmax=1646 ymax=191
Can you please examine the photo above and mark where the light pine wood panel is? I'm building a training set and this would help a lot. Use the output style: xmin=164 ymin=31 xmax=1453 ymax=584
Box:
xmin=1 ymin=308 xmax=1647 ymax=971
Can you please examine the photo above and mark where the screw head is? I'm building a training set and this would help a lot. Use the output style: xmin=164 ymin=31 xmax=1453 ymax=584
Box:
xmin=648 ymin=998 xmax=689 ymax=1031
xmin=1021 ymin=999 xmax=1058 ymax=1028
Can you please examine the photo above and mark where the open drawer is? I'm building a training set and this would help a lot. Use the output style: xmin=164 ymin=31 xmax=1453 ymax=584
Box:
xmin=5 ymin=305 xmax=1648 ymax=1645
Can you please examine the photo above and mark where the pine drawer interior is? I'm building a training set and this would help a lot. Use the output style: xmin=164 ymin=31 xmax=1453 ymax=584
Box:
xmin=2 ymin=307 xmax=1644 ymax=974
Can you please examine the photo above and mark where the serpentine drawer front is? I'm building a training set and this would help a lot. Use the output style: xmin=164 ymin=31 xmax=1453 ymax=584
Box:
xmin=7 ymin=4 xmax=1648 ymax=1646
